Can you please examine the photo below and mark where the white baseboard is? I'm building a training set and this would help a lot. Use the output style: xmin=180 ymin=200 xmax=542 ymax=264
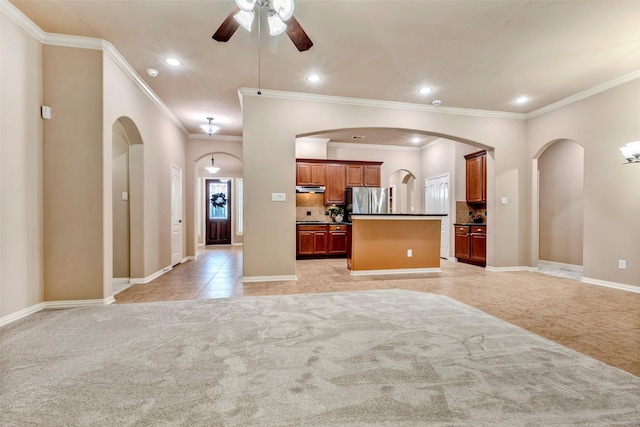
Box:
xmin=182 ymin=256 xmax=195 ymax=263
xmin=242 ymin=275 xmax=297 ymax=283
xmin=130 ymin=265 xmax=172 ymax=284
xmin=447 ymin=257 xmax=458 ymax=262
xmin=485 ymin=266 xmax=534 ymax=272
xmin=350 ymin=268 xmax=441 ymax=276
xmin=582 ymin=277 xmax=640 ymax=294
xmin=0 ymin=296 xmax=115 ymax=327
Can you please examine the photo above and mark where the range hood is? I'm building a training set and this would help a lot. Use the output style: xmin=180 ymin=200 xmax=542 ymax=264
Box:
xmin=296 ymin=185 xmax=326 ymax=193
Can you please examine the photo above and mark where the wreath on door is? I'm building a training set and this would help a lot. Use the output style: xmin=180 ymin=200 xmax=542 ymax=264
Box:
xmin=210 ymin=192 xmax=227 ymax=208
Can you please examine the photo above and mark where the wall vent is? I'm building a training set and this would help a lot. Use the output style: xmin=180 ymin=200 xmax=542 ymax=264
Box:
xmin=351 ymin=135 xmax=365 ymax=140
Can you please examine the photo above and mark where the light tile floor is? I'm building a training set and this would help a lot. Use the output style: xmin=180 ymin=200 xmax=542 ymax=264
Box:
xmin=115 ymin=246 xmax=640 ymax=377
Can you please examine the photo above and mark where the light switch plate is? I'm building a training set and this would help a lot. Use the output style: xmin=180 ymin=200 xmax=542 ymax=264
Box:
xmin=501 ymin=197 xmax=508 ymax=205
xmin=122 ymin=192 xmax=129 ymax=201
xmin=271 ymin=193 xmax=286 ymax=202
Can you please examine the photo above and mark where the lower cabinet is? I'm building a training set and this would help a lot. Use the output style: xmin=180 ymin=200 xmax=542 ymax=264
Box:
xmin=297 ymin=224 xmax=349 ymax=258
xmin=454 ymin=224 xmax=486 ymax=266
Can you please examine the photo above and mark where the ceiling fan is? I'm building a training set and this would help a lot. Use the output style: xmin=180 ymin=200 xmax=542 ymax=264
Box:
xmin=212 ymin=0 xmax=313 ymax=52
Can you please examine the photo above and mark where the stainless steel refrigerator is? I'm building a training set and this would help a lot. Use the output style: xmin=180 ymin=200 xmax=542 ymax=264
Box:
xmin=346 ymin=187 xmax=389 ymax=215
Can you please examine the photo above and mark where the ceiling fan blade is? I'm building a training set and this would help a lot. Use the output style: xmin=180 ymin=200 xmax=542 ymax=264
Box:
xmin=285 ymin=16 xmax=313 ymax=52
xmin=212 ymin=6 xmax=241 ymax=42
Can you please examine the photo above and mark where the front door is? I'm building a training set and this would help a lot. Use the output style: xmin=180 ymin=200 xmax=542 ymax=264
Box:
xmin=206 ymin=179 xmax=232 ymax=245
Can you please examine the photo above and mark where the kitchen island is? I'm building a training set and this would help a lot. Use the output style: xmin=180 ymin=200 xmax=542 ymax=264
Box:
xmin=347 ymin=214 xmax=445 ymax=275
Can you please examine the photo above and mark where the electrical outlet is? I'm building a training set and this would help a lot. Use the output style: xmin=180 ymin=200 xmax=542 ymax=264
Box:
xmin=407 ymin=249 xmax=412 ymax=257
xmin=306 ymin=211 xmax=311 ymax=216
xmin=618 ymin=259 xmax=626 ymax=269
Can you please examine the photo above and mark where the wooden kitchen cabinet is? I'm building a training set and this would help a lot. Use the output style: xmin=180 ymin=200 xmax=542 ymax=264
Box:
xmin=297 ymin=225 xmax=328 ymax=256
xmin=296 ymin=162 xmax=326 ymax=186
xmin=454 ymin=224 xmax=486 ymax=266
xmin=324 ymin=163 xmax=346 ymax=204
xmin=465 ymin=150 xmax=487 ymax=204
xmin=345 ymin=164 xmax=382 ymax=187
xmin=363 ymin=164 xmax=381 ymax=187
xmin=345 ymin=164 xmax=364 ymax=187
xmin=328 ymin=224 xmax=347 ymax=255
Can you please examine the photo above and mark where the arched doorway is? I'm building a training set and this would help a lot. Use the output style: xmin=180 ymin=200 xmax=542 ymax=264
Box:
xmin=194 ymin=153 xmax=244 ymax=246
xmin=536 ymin=139 xmax=584 ymax=279
xmin=112 ymin=117 xmax=144 ymax=292
xmin=389 ymin=169 xmax=416 ymax=214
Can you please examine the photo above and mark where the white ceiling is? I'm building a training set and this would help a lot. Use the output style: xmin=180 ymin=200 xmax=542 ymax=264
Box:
xmin=9 ymin=0 xmax=640 ymax=144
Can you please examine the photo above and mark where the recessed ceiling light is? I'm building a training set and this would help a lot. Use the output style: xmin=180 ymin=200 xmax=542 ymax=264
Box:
xmin=307 ymin=74 xmax=321 ymax=83
xmin=166 ymin=58 xmax=181 ymax=66
xmin=412 ymin=137 xmax=420 ymax=144
xmin=419 ymin=87 xmax=432 ymax=95
xmin=515 ymin=96 xmax=529 ymax=104
xmin=146 ymin=68 xmax=159 ymax=77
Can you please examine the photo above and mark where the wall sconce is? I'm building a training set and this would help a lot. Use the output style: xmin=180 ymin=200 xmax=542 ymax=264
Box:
xmin=620 ymin=141 xmax=640 ymax=164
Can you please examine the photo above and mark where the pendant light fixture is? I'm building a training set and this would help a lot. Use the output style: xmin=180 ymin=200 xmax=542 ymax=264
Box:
xmin=200 ymin=117 xmax=220 ymax=136
xmin=206 ymin=155 xmax=220 ymax=174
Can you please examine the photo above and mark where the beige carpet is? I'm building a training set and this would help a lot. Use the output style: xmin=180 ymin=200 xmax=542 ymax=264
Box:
xmin=1 ymin=290 xmax=639 ymax=426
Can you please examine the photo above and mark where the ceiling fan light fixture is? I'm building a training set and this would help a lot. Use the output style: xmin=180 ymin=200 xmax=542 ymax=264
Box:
xmin=200 ymin=117 xmax=221 ymax=136
xmin=234 ymin=9 xmax=255 ymax=32
xmin=267 ymin=12 xmax=287 ymax=35
xmin=235 ymin=0 xmax=256 ymax=12
xmin=272 ymin=0 xmax=295 ymax=21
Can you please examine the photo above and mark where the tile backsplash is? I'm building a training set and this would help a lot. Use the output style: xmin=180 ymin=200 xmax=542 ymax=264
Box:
xmin=296 ymin=193 xmax=333 ymax=221
xmin=455 ymin=201 xmax=487 ymax=224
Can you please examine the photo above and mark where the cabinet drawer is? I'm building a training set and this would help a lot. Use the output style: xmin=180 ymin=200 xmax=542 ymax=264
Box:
xmin=329 ymin=224 xmax=346 ymax=231
xmin=455 ymin=226 xmax=470 ymax=234
xmin=470 ymin=226 xmax=486 ymax=235
xmin=298 ymin=225 xmax=327 ymax=232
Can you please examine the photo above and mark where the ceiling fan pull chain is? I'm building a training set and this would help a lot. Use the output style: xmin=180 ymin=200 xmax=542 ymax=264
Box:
xmin=257 ymin=5 xmax=262 ymax=95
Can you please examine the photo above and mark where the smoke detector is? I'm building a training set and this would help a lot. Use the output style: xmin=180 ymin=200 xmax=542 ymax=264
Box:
xmin=351 ymin=135 xmax=365 ymax=140
xmin=432 ymin=100 xmax=442 ymax=106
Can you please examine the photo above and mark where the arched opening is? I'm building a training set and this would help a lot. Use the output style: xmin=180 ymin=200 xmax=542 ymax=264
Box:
xmin=112 ymin=117 xmax=144 ymax=293
xmin=536 ymin=139 xmax=584 ymax=279
xmin=389 ymin=169 xmax=416 ymax=214
xmin=194 ymin=152 xmax=243 ymax=246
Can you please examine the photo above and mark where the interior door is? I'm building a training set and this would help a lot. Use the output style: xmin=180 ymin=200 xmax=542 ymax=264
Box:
xmin=425 ymin=174 xmax=450 ymax=259
xmin=170 ymin=165 xmax=183 ymax=266
xmin=206 ymin=179 xmax=232 ymax=245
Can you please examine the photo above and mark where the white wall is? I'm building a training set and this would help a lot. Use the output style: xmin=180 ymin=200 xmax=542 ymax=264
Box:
xmin=527 ymin=78 xmax=640 ymax=287
xmin=0 ymin=11 xmax=44 ymax=318
xmin=241 ymin=91 xmax=527 ymax=279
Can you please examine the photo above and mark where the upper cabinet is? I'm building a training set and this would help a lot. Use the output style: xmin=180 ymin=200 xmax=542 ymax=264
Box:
xmin=465 ymin=150 xmax=487 ymax=204
xmin=363 ymin=164 xmax=381 ymax=187
xmin=296 ymin=159 xmax=383 ymax=204
xmin=325 ymin=163 xmax=346 ymax=204
xmin=345 ymin=163 xmax=382 ymax=188
xmin=296 ymin=162 xmax=326 ymax=186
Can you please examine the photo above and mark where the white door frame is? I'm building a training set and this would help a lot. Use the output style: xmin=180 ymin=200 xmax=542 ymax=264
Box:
xmin=425 ymin=173 xmax=450 ymax=259
xmin=170 ymin=165 xmax=183 ymax=266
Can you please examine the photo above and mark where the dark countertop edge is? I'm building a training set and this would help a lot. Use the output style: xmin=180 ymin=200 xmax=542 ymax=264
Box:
xmin=454 ymin=223 xmax=487 ymax=226
xmin=296 ymin=221 xmax=352 ymax=225
xmin=350 ymin=213 xmax=448 ymax=217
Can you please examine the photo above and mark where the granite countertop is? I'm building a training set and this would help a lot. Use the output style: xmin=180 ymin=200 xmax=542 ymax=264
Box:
xmin=296 ymin=221 xmax=351 ymax=225
xmin=351 ymin=213 xmax=447 ymax=216
xmin=454 ymin=223 xmax=486 ymax=226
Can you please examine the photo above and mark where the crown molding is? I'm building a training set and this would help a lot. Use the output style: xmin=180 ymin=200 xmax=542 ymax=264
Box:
xmin=188 ymin=134 xmax=243 ymax=141
xmin=526 ymin=69 xmax=640 ymax=119
xmin=238 ymin=87 xmax=526 ymax=120
xmin=2 ymin=0 xmax=187 ymax=135
xmin=1 ymin=0 xmax=45 ymax=41
xmin=328 ymin=141 xmax=420 ymax=152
